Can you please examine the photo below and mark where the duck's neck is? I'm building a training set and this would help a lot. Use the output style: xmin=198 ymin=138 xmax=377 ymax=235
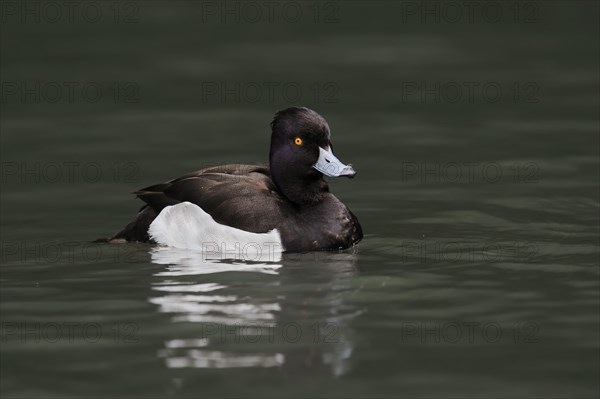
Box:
xmin=270 ymin=167 xmax=329 ymax=206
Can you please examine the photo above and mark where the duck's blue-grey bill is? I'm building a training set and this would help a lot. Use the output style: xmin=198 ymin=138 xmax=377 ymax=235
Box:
xmin=313 ymin=146 xmax=356 ymax=178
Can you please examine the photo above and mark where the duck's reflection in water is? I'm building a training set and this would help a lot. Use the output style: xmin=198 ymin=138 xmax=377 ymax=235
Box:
xmin=149 ymin=247 xmax=360 ymax=375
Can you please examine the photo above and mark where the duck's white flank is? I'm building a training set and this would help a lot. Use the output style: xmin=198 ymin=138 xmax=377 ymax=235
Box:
xmin=148 ymin=202 xmax=284 ymax=253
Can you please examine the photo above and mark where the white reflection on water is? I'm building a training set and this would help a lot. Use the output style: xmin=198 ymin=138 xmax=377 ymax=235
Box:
xmin=159 ymin=338 xmax=285 ymax=369
xmin=150 ymin=246 xmax=284 ymax=369
xmin=153 ymin=283 xmax=227 ymax=292
xmin=149 ymin=246 xmax=359 ymax=374
xmin=150 ymin=294 xmax=281 ymax=323
xmin=151 ymin=246 xmax=282 ymax=275
xmin=162 ymin=350 xmax=285 ymax=369
xmin=165 ymin=338 xmax=209 ymax=348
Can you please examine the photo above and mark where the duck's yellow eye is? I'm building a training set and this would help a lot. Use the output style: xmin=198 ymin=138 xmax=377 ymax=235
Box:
xmin=294 ymin=137 xmax=303 ymax=146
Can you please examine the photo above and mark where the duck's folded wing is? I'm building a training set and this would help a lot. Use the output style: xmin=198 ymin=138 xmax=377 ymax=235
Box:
xmin=134 ymin=164 xmax=285 ymax=233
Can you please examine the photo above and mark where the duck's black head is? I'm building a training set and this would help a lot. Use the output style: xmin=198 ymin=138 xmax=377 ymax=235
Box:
xmin=269 ymin=107 xmax=356 ymax=205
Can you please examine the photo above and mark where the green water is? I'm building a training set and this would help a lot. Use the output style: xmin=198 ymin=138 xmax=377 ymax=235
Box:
xmin=1 ymin=1 xmax=599 ymax=397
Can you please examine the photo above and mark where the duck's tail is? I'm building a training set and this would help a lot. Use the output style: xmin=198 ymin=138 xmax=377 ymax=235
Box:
xmin=103 ymin=205 xmax=158 ymax=243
